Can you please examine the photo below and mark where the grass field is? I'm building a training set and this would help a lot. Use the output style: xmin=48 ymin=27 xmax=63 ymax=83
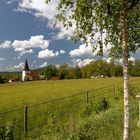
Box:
xmin=0 ymin=77 xmax=140 ymax=139
xmin=0 ymin=77 xmax=124 ymax=111
xmin=0 ymin=77 xmax=140 ymax=111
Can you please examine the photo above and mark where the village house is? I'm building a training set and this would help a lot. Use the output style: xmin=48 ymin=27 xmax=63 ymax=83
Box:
xmin=22 ymin=59 xmax=40 ymax=81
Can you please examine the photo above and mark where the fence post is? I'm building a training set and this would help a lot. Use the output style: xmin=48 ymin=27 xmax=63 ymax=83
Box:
xmin=136 ymin=94 xmax=140 ymax=127
xmin=114 ymin=84 xmax=116 ymax=96
xmin=86 ymin=90 xmax=89 ymax=104
xmin=24 ymin=105 xmax=28 ymax=140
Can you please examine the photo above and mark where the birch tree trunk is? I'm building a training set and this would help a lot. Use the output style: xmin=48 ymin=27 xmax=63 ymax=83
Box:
xmin=120 ymin=12 xmax=130 ymax=140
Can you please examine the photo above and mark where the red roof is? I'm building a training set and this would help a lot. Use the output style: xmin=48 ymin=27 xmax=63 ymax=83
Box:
xmin=26 ymin=71 xmax=39 ymax=77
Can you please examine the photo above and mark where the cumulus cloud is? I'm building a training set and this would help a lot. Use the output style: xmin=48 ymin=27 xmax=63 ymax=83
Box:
xmin=38 ymin=49 xmax=58 ymax=58
xmin=72 ymin=58 xmax=95 ymax=67
xmin=60 ymin=50 xmax=65 ymax=54
xmin=38 ymin=49 xmax=65 ymax=59
xmin=0 ymin=35 xmax=65 ymax=58
xmin=20 ymin=49 xmax=34 ymax=56
xmin=0 ymin=40 xmax=11 ymax=48
xmin=52 ymin=22 xmax=76 ymax=40
xmin=69 ymin=44 xmax=94 ymax=58
xmin=39 ymin=62 xmax=47 ymax=68
xmin=12 ymin=35 xmax=50 ymax=56
xmin=0 ymin=35 xmax=50 ymax=56
xmin=12 ymin=35 xmax=49 ymax=51
xmin=69 ymin=34 xmax=112 ymax=59
xmin=15 ymin=0 xmax=58 ymax=20
xmin=12 ymin=62 xmax=24 ymax=70
xmin=7 ymin=0 xmax=75 ymax=40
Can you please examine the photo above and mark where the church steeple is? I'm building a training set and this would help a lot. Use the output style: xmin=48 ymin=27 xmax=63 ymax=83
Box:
xmin=23 ymin=59 xmax=30 ymax=71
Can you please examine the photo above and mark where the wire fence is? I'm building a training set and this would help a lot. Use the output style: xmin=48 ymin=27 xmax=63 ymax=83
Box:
xmin=0 ymin=80 xmax=140 ymax=140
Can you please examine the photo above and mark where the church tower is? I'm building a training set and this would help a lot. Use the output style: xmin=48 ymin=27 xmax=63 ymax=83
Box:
xmin=22 ymin=59 xmax=30 ymax=81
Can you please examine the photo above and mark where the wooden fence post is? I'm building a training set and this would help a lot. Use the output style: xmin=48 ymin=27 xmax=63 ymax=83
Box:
xmin=24 ymin=105 xmax=28 ymax=140
xmin=136 ymin=94 xmax=140 ymax=127
xmin=86 ymin=90 xmax=89 ymax=104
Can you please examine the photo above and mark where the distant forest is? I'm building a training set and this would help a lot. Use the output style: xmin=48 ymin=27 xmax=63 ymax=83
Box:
xmin=0 ymin=59 xmax=140 ymax=83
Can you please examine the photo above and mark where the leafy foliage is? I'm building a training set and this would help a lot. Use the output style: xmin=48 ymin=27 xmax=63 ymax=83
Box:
xmin=47 ymin=0 xmax=140 ymax=57
xmin=94 ymin=97 xmax=110 ymax=114
xmin=45 ymin=64 xmax=58 ymax=80
xmin=0 ymin=122 xmax=13 ymax=140
xmin=0 ymin=76 xmax=4 ymax=84
xmin=1 ymin=79 xmax=140 ymax=139
xmin=82 ymin=97 xmax=110 ymax=117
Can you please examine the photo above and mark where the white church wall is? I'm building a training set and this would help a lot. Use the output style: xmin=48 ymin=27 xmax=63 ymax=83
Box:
xmin=22 ymin=71 xmax=26 ymax=81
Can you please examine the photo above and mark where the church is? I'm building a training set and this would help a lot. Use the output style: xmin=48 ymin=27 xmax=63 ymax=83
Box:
xmin=22 ymin=59 xmax=40 ymax=81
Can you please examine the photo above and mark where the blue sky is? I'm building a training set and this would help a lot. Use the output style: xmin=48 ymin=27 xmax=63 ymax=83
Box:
xmin=0 ymin=0 xmax=139 ymax=71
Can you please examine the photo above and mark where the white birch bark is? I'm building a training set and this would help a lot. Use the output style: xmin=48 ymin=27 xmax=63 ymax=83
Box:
xmin=120 ymin=12 xmax=130 ymax=140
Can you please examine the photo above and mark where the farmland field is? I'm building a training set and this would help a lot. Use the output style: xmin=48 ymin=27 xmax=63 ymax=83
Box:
xmin=0 ymin=77 xmax=140 ymax=139
xmin=0 ymin=77 xmax=140 ymax=111
xmin=0 ymin=77 xmax=124 ymax=111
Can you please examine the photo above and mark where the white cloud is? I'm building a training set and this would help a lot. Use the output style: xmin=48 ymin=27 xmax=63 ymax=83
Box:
xmin=0 ymin=40 xmax=11 ymax=48
xmin=12 ymin=35 xmax=49 ymax=52
xmin=0 ymin=35 xmax=65 ymax=59
xmin=12 ymin=62 xmax=24 ymax=70
xmin=103 ymin=57 xmax=136 ymax=64
xmin=69 ymin=44 xmax=95 ymax=58
xmin=129 ymin=57 xmax=135 ymax=63
xmin=0 ymin=57 xmax=6 ymax=61
xmin=52 ymin=22 xmax=76 ymax=40
xmin=38 ymin=49 xmax=65 ymax=59
xmin=8 ymin=0 xmax=75 ymax=40
xmin=39 ymin=62 xmax=47 ymax=68
xmin=69 ymin=33 xmax=112 ymax=59
xmin=60 ymin=50 xmax=65 ymax=54
xmin=38 ymin=49 xmax=58 ymax=58
xmin=13 ymin=56 xmax=21 ymax=60
xmin=72 ymin=58 xmax=95 ymax=67
xmin=0 ymin=35 xmax=50 ymax=56
xmin=19 ymin=49 xmax=34 ymax=56
xmin=15 ymin=0 xmax=58 ymax=20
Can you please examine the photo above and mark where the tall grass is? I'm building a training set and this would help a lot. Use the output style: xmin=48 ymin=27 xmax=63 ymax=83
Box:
xmin=0 ymin=77 xmax=140 ymax=139
xmin=0 ymin=78 xmax=124 ymax=111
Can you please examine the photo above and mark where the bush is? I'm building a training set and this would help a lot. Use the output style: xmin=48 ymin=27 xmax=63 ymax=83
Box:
xmin=0 ymin=123 xmax=14 ymax=140
xmin=0 ymin=76 xmax=4 ymax=83
xmin=77 ymin=108 xmax=123 ymax=140
xmin=24 ymin=76 xmax=30 ymax=81
xmin=94 ymin=97 xmax=110 ymax=114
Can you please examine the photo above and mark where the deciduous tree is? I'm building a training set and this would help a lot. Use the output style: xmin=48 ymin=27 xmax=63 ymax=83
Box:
xmin=45 ymin=65 xmax=58 ymax=80
xmin=46 ymin=1 xmax=140 ymax=139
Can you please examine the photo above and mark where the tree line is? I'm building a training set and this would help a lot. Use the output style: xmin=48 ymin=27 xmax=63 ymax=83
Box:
xmin=0 ymin=59 xmax=140 ymax=83
xmin=41 ymin=59 xmax=140 ymax=80
xmin=0 ymin=72 xmax=21 ymax=83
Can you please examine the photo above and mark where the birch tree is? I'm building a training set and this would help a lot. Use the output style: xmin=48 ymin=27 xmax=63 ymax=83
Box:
xmin=46 ymin=0 xmax=140 ymax=139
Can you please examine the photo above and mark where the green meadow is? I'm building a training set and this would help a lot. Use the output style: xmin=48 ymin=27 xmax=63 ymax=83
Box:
xmin=0 ymin=77 xmax=124 ymax=111
xmin=0 ymin=77 xmax=140 ymax=139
